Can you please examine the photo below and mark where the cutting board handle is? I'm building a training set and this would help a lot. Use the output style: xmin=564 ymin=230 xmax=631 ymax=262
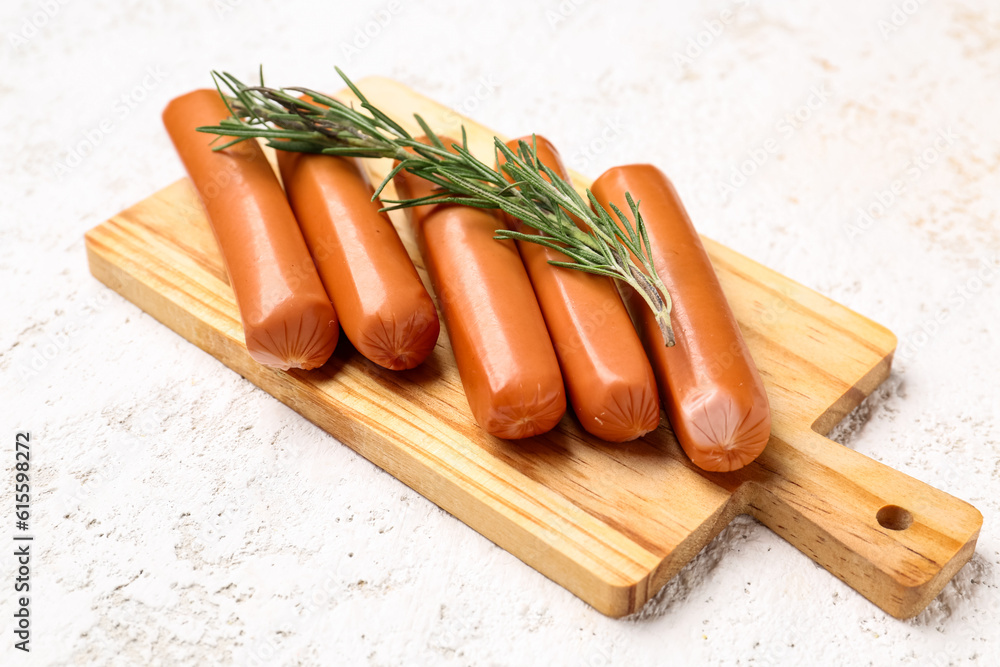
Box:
xmin=743 ymin=430 xmax=982 ymax=618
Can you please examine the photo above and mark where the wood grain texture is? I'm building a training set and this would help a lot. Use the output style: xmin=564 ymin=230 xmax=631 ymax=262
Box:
xmin=84 ymin=77 xmax=981 ymax=619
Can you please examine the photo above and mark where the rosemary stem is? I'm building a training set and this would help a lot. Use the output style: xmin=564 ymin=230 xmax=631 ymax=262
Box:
xmin=627 ymin=266 xmax=675 ymax=347
xmin=196 ymin=69 xmax=677 ymax=347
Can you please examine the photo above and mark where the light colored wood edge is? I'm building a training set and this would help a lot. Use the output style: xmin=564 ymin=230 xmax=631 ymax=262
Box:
xmin=734 ymin=286 xmax=981 ymax=618
xmin=85 ymin=221 xmax=667 ymax=618
xmin=742 ymin=430 xmax=982 ymax=619
xmin=667 ymin=238 xmax=980 ymax=619
xmin=810 ymin=350 xmax=895 ymax=435
xmin=91 ymin=74 xmax=980 ymax=619
xmin=636 ymin=485 xmax=754 ymax=613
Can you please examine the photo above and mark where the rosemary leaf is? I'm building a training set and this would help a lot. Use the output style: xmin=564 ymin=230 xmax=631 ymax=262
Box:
xmin=196 ymin=69 xmax=676 ymax=346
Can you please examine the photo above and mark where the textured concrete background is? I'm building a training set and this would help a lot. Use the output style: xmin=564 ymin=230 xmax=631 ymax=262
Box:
xmin=2 ymin=0 xmax=999 ymax=664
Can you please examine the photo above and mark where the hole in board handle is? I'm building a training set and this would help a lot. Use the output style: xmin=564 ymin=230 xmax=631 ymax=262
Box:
xmin=876 ymin=504 xmax=913 ymax=531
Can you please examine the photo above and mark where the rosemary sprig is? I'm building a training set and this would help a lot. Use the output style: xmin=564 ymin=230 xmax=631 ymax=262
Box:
xmin=196 ymin=69 xmax=674 ymax=346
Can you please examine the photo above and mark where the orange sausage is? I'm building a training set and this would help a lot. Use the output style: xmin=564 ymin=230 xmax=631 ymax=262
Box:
xmin=498 ymin=136 xmax=660 ymax=441
xmin=276 ymin=152 xmax=440 ymax=369
xmin=162 ymin=89 xmax=338 ymax=370
xmin=393 ymin=137 xmax=566 ymax=438
xmin=591 ymin=165 xmax=771 ymax=471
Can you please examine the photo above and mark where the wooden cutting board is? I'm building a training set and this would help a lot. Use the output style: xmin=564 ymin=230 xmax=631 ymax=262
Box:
xmin=84 ymin=77 xmax=981 ymax=619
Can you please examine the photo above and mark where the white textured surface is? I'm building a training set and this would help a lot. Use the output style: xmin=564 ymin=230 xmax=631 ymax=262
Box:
xmin=2 ymin=0 xmax=999 ymax=664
